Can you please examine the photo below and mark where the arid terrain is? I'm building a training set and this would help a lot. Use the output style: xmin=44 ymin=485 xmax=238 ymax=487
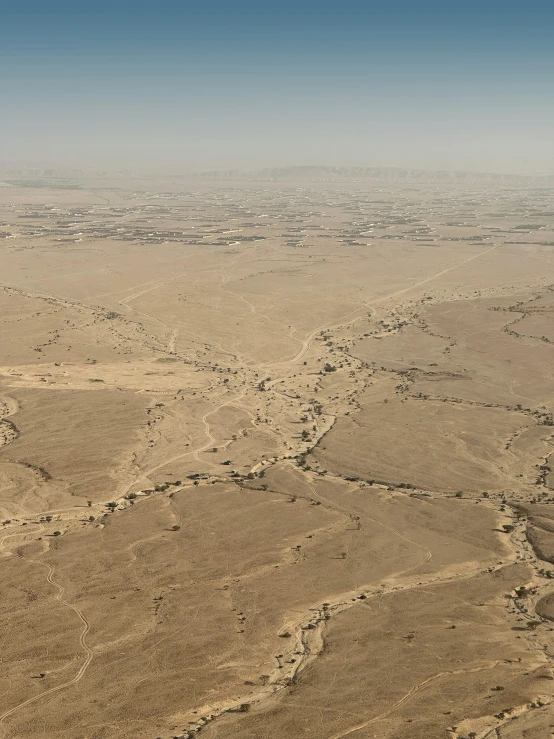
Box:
xmin=1 ymin=171 xmax=554 ymax=739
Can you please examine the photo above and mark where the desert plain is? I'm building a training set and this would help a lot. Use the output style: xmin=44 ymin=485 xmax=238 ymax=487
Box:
xmin=1 ymin=169 xmax=554 ymax=738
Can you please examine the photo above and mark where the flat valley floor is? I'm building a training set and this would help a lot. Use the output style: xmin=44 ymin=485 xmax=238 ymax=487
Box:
xmin=1 ymin=177 xmax=554 ymax=738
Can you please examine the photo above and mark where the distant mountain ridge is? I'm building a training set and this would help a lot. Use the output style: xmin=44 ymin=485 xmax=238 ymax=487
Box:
xmin=192 ymin=165 xmax=554 ymax=185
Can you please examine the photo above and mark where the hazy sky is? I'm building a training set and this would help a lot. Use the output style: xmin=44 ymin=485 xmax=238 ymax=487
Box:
xmin=2 ymin=1 xmax=553 ymax=174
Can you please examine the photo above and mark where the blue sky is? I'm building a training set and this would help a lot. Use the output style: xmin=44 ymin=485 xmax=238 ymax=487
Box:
xmin=1 ymin=1 xmax=553 ymax=173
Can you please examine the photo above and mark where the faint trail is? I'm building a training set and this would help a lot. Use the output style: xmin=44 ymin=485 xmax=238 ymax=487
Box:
xmin=119 ymin=281 xmax=170 ymax=305
xmin=286 ymin=463 xmax=433 ymax=576
xmin=382 ymin=244 xmax=499 ymax=303
xmin=116 ymin=251 xmax=256 ymax=361
xmin=120 ymin=391 xmax=247 ymax=496
xmin=88 ymin=278 xmax=163 ymax=301
xmin=328 ymin=661 xmax=501 ymax=739
xmin=118 ymin=275 xmax=185 ymax=351
xmin=217 ymin=278 xmax=303 ymax=347
xmin=267 ymin=244 xmax=499 ymax=367
xmin=0 ymin=557 xmax=93 ymax=738
xmin=0 ymin=525 xmax=41 ymax=556
xmin=192 ymin=391 xmax=247 ymax=463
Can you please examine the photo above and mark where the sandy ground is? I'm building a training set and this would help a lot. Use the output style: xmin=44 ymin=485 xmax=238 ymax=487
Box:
xmin=0 ymin=177 xmax=554 ymax=738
